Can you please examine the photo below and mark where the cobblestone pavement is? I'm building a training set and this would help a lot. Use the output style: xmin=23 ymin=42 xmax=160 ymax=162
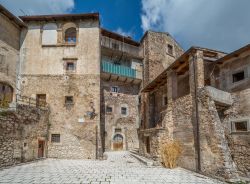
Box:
xmin=0 ymin=151 xmax=224 ymax=184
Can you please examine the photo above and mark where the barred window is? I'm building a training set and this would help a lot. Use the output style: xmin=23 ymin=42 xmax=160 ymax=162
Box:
xmin=51 ymin=134 xmax=60 ymax=143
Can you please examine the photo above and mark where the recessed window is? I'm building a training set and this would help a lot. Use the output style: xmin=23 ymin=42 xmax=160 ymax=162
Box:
xmin=51 ymin=134 xmax=60 ymax=143
xmin=163 ymin=96 xmax=168 ymax=106
xmin=115 ymin=128 xmax=122 ymax=133
xmin=231 ymin=121 xmax=248 ymax=132
xmin=167 ymin=44 xmax=173 ymax=55
xmin=121 ymin=107 xmax=127 ymax=115
xmin=66 ymin=62 xmax=75 ymax=71
xmin=233 ymin=71 xmax=245 ymax=83
xmin=36 ymin=94 xmax=46 ymax=107
xmin=112 ymin=42 xmax=119 ymax=50
xmin=65 ymin=27 xmax=76 ymax=43
xmin=65 ymin=96 xmax=73 ymax=105
xmin=111 ymin=86 xmax=118 ymax=93
xmin=106 ymin=106 xmax=113 ymax=113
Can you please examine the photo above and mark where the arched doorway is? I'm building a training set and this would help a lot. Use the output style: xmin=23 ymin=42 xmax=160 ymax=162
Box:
xmin=113 ymin=134 xmax=123 ymax=151
xmin=0 ymin=82 xmax=13 ymax=108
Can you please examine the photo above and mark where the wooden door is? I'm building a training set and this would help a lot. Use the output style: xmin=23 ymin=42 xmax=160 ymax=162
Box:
xmin=38 ymin=140 xmax=44 ymax=158
xmin=113 ymin=134 xmax=123 ymax=151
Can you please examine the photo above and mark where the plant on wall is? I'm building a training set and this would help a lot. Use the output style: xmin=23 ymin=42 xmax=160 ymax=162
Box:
xmin=160 ymin=140 xmax=182 ymax=169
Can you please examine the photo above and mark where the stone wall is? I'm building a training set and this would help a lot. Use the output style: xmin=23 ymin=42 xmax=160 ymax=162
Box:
xmin=0 ymin=104 xmax=49 ymax=168
xmin=101 ymin=80 xmax=139 ymax=151
xmin=20 ymin=75 xmax=100 ymax=159
xmin=141 ymin=31 xmax=184 ymax=86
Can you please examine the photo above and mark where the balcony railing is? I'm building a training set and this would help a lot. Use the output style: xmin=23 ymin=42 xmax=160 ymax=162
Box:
xmin=102 ymin=60 xmax=138 ymax=79
xmin=101 ymin=36 xmax=140 ymax=57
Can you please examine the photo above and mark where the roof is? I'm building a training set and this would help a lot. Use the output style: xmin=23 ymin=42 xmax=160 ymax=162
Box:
xmin=216 ymin=44 xmax=250 ymax=64
xmin=19 ymin=12 xmax=99 ymax=22
xmin=142 ymin=47 xmax=227 ymax=92
xmin=0 ymin=4 xmax=26 ymax=28
xmin=101 ymin=28 xmax=140 ymax=47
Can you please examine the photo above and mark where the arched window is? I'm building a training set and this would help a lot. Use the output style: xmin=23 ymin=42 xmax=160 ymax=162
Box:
xmin=64 ymin=27 xmax=76 ymax=43
xmin=42 ymin=23 xmax=57 ymax=45
xmin=0 ymin=83 xmax=13 ymax=108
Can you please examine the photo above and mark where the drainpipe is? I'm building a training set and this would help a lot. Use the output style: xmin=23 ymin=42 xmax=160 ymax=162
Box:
xmin=191 ymin=52 xmax=201 ymax=172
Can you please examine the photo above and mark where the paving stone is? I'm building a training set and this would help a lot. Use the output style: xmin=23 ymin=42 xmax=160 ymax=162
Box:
xmin=0 ymin=151 xmax=225 ymax=184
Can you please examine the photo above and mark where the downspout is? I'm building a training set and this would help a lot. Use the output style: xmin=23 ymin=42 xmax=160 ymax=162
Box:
xmin=191 ymin=52 xmax=201 ymax=172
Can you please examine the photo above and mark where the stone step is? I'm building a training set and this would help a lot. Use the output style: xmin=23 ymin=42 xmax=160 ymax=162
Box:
xmin=129 ymin=151 xmax=157 ymax=166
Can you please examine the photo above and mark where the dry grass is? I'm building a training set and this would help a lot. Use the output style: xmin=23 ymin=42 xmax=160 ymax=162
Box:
xmin=160 ymin=140 xmax=182 ymax=169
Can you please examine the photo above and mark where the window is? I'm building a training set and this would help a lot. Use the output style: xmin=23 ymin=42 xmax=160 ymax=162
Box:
xmin=231 ymin=121 xmax=248 ymax=132
xmin=163 ymin=95 xmax=168 ymax=106
xmin=42 ymin=23 xmax=57 ymax=45
xmin=111 ymin=86 xmax=118 ymax=93
xmin=65 ymin=96 xmax=73 ymax=105
xmin=66 ymin=62 xmax=75 ymax=71
xmin=106 ymin=106 xmax=113 ymax=113
xmin=65 ymin=27 xmax=76 ymax=43
xmin=36 ymin=94 xmax=46 ymax=107
xmin=121 ymin=107 xmax=127 ymax=115
xmin=115 ymin=128 xmax=122 ymax=133
xmin=51 ymin=134 xmax=60 ymax=143
xmin=167 ymin=44 xmax=173 ymax=55
xmin=233 ymin=71 xmax=245 ymax=83
xmin=112 ymin=42 xmax=119 ymax=50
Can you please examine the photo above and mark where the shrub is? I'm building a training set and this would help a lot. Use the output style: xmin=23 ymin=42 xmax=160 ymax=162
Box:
xmin=160 ymin=140 xmax=182 ymax=168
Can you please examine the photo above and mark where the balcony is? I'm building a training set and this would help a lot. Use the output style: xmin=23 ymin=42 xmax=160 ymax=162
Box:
xmin=205 ymin=86 xmax=233 ymax=106
xmin=101 ymin=36 xmax=142 ymax=59
xmin=101 ymin=60 xmax=142 ymax=84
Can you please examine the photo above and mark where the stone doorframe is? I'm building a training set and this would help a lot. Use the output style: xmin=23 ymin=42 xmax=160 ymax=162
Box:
xmin=111 ymin=133 xmax=126 ymax=151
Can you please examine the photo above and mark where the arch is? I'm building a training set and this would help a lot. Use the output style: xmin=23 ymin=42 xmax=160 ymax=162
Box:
xmin=0 ymin=82 xmax=14 ymax=108
xmin=62 ymin=22 xmax=77 ymax=43
xmin=112 ymin=133 xmax=124 ymax=151
xmin=42 ymin=23 xmax=57 ymax=45
xmin=64 ymin=27 xmax=76 ymax=43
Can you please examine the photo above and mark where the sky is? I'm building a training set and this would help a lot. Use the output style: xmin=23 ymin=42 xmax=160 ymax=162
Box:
xmin=0 ymin=0 xmax=250 ymax=53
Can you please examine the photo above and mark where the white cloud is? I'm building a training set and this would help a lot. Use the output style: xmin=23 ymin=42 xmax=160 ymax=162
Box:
xmin=115 ymin=27 xmax=134 ymax=38
xmin=141 ymin=0 xmax=250 ymax=52
xmin=0 ymin=0 xmax=75 ymax=16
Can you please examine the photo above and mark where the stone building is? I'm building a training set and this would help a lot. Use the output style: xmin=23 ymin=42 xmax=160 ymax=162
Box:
xmin=139 ymin=46 xmax=250 ymax=181
xmin=0 ymin=4 xmax=249 ymax=182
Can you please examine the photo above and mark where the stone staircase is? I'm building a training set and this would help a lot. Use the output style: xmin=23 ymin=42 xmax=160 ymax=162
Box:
xmin=129 ymin=149 xmax=159 ymax=166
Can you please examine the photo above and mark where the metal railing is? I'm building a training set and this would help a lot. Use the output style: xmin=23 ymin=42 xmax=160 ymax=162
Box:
xmin=101 ymin=60 xmax=137 ymax=79
xmin=101 ymin=36 xmax=140 ymax=57
xmin=16 ymin=94 xmax=48 ymax=109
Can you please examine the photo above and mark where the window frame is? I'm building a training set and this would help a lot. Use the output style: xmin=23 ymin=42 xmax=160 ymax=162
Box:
xmin=111 ymin=86 xmax=119 ymax=93
xmin=232 ymin=71 xmax=245 ymax=83
xmin=231 ymin=119 xmax=249 ymax=133
xmin=51 ymin=134 xmax=60 ymax=143
xmin=64 ymin=27 xmax=77 ymax=44
xmin=121 ymin=107 xmax=127 ymax=116
xmin=106 ymin=106 xmax=113 ymax=113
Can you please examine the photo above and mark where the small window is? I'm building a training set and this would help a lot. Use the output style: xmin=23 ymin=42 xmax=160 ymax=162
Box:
xmin=232 ymin=121 xmax=248 ymax=132
xmin=163 ymin=96 xmax=168 ymax=106
xmin=111 ymin=86 xmax=118 ymax=93
xmin=115 ymin=128 xmax=122 ymax=133
xmin=121 ymin=107 xmax=127 ymax=115
xmin=51 ymin=134 xmax=60 ymax=143
xmin=36 ymin=94 xmax=46 ymax=107
xmin=167 ymin=44 xmax=173 ymax=55
xmin=65 ymin=96 xmax=73 ymax=105
xmin=233 ymin=71 xmax=245 ymax=83
xmin=66 ymin=62 xmax=75 ymax=71
xmin=106 ymin=106 xmax=113 ymax=113
xmin=112 ymin=42 xmax=119 ymax=50
xmin=65 ymin=27 xmax=76 ymax=43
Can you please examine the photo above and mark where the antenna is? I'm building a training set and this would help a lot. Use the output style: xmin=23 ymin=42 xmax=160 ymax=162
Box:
xmin=19 ymin=9 xmax=27 ymax=16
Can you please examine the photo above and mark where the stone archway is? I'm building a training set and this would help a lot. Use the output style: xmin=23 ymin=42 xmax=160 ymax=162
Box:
xmin=112 ymin=134 xmax=124 ymax=151
xmin=0 ymin=82 xmax=14 ymax=108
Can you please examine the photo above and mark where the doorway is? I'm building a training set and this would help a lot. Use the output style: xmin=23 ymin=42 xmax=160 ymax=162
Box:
xmin=38 ymin=140 xmax=45 ymax=158
xmin=113 ymin=134 xmax=123 ymax=151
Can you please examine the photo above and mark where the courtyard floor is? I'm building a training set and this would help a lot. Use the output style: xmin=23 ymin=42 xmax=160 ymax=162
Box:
xmin=0 ymin=151 xmax=224 ymax=184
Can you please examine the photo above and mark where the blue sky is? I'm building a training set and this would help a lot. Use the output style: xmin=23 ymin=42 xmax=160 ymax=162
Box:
xmin=1 ymin=0 xmax=250 ymax=52
xmin=73 ymin=0 xmax=143 ymax=41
